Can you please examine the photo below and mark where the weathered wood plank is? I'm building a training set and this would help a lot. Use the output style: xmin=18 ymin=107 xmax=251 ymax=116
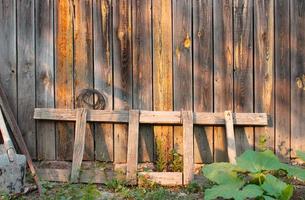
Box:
xmin=138 ymin=172 xmax=183 ymax=186
xmin=0 ymin=0 xmax=17 ymax=116
xmin=70 ymin=109 xmax=88 ymax=182
xmin=74 ymin=0 xmax=94 ymax=160
xmin=214 ymin=0 xmax=233 ymax=162
xmin=254 ymin=0 xmax=274 ymax=151
xmin=93 ymin=0 xmax=113 ymax=162
xmin=290 ymin=0 xmax=305 ymax=156
xmin=36 ymin=0 xmax=55 ymax=160
xmin=173 ymin=0 xmax=192 ymax=155
xmin=193 ymin=0 xmax=213 ymax=163
xmin=17 ymin=0 xmax=36 ymax=158
xmin=182 ymin=111 xmax=194 ymax=185
xmin=224 ymin=111 xmax=236 ymax=164
xmin=113 ymin=0 xmax=132 ymax=163
xmin=152 ymin=0 xmax=173 ymax=166
xmin=34 ymin=108 xmax=268 ymax=125
xmin=126 ymin=110 xmax=140 ymax=185
xmin=55 ymin=0 xmax=75 ymax=160
xmin=132 ymin=0 xmax=153 ymax=163
xmin=275 ymin=0 xmax=290 ymax=161
xmin=233 ymin=0 xmax=254 ymax=156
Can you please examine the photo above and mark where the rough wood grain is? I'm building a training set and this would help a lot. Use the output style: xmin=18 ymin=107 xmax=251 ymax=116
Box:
xmin=214 ymin=0 xmax=233 ymax=162
xmin=152 ymin=0 xmax=173 ymax=166
xmin=55 ymin=0 xmax=75 ymax=160
xmin=34 ymin=108 xmax=268 ymax=125
xmin=0 ymin=0 xmax=17 ymax=116
xmin=73 ymin=0 xmax=94 ymax=160
xmin=275 ymin=0 xmax=290 ymax=161
xmin=113 ymin=0 xmax=132 ymax=163
xmin=132 ymin=0 xmax=153 ymax=163
xmin=224 ymin=111 xmax=236 ymax=164
xmin=138 ymin=172 xmax=183 ymax=186
xmin=93 ymin=0 xmax=113 ymax=162
xmin=17 ymin=0 xmax=36 ymax=158
xmin=36 ymin=0 xmax=55 ymax=160
xmin=254 ymin=0 xmax=274 ymax=151
xmin=70 ymin=109 xmax=88 ymax=182
xmin=182 ymin=111 xmax=194 ymax=185
xmin=233 ymin=0 xmax=254 ymax=156
xmin=126 ymin=110 xmax=140 ymax=185
xmin=193 ymin=0 xmax=213 ymax=163
xmin=290 ymin=0 xmax=305 ymax=156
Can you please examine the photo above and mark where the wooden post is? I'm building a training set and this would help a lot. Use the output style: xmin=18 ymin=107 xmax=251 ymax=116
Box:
xmin=182 ymin=111 xmax=193 ymax=185
xmin=70 ymin=108 xmax=88 ymax=183
xmin=126 ymin=110 xmax=140 ymax=185
xmin=224 ymin=111 xmax=236 ymax=164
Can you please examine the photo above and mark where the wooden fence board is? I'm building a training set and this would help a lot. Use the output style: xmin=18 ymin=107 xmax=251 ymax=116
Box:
xmin=224 ymin=111 xmax=236 ymax=164
xmin=55 ymin=0 xmax=75 ymax=160
xmin=275 ymin=0 xmax=290 ymax=161
xmin=126 ymin=110 xmax=140 ymax=184
xmin=93 ymin=0 xmax=114 ymax=162
xmin=291 ymin=0 xmax=305 ymax=156
xmin=132 ymin=0 xmax=153 ymax=162
xmin=70 ymin=108 xmax=88 ymax=182
xmin=0 ymin=0 xmax=17 ymax=117
xmin=36 ymin=0 xmax=56 ymax=160
xmin=74 ymin=0 xmax=94 ymax=160
xmin=213 ymin=0 xmax=233 ymax=162
xmin=173 ymin=0 xmax=192 ymax=155
xmin=233 ymin=0 xmax=254 ymax=156
xmin=113 ymin=0 xmax=132 ymax=163
xmin=17 ymin=0 xmax=36 ymax=158
xmin=193 ymin=0 xmax=214 ymax=163
xmin=152 ymin=0 xmax=173 ymax=166
xmin=254 ymin=0 xmax=274 ymax=151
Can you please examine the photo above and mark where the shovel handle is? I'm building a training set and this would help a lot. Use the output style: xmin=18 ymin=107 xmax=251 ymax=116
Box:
xmin=0 ymin=108 xmax=16 ymax=159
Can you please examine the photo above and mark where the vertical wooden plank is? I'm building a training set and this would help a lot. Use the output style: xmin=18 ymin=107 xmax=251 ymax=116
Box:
xmin=132 ymin=0 xmax=153 ymax=162
xmin=152 ymin=0 xmax=173 ymax=166
xmin=0 ymin=0 xmax=17 ymax=117
xmin=74 ymin=0 xmax=94 ymax=160
xmin=182 ymin=111 xmax=193 ymax=185
xmin=173 ymin=0 xmax=192 ymax=155
xmin=290 ymin=0 xmax=305 ymax=157
xmin=55 ymin=0 xmax=74 ymax=160
xmin=224 ymin=111 xmax=236 ymax=164
xmin=193 ymin=0 xmax=214 ymax=163
xmin=36 ymin=0 xmax=55 ymax=160
xmin=113 ymin=0 xmax=132 ymax=163
xmin=233 ymin=0 xmax=254 ymax=156
xmin=275 ymin=0 xmax=290 ymax=161
xmin=213 ymin=0 xmax=233 ymax=162
xmin=126 ymin=110 xmax=140 ymax=185
xmin=93 ymin=0 xmax=113 ymax=161
xmin=17 ymin=0 xmax=36 ymax=158
xmin=70 ymin=108 xmax=87 ymax=183
xmin=254 ymin=0 xmax=274 ymax=151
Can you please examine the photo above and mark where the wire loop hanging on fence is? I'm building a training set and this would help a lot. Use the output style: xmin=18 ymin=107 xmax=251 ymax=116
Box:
xmin=76 ymin=89 xmax=106 ymax=110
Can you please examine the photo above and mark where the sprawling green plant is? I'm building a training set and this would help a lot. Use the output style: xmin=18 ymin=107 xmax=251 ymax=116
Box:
xmin=202 ymin=150 xmax=305 ymax=200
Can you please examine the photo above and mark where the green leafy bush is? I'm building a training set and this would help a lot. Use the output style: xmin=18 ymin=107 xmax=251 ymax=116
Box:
xmin=202 ymin=150 xmax=305 ymax=200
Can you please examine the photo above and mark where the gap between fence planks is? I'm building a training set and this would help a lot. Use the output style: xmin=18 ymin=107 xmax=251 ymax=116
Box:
xmin=70 ymin=108 xmax=88 ymax=183
xmin=34 ymin=108 xmax=268 ymax=125
xmin=224 ymin=111 xmax=237 ymax=164
xmin=126 ymin=110 xmax=140 ymax=184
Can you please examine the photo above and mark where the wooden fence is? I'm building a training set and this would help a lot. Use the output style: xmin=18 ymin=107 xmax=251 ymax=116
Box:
xmin=0 ymin=0 xmax=304 ymax=164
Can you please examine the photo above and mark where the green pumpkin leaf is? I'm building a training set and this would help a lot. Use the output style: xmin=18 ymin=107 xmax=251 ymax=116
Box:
xmin=280 ymin=163 xmax=305 ymax=182
xmin=296 ymin=150 xmax=305 ymax=162
xmin=263 ymin=195 xmax=276 ymax=200
xmin=261 ymin=174 xmax=293 ymax=200
xmin=202 ymin=162 xmax=244 ymax=186
xmin=204 ymin=184 xmax=263 ymax=200
xmin=237 ymin=150 xmax=282 ymax=173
